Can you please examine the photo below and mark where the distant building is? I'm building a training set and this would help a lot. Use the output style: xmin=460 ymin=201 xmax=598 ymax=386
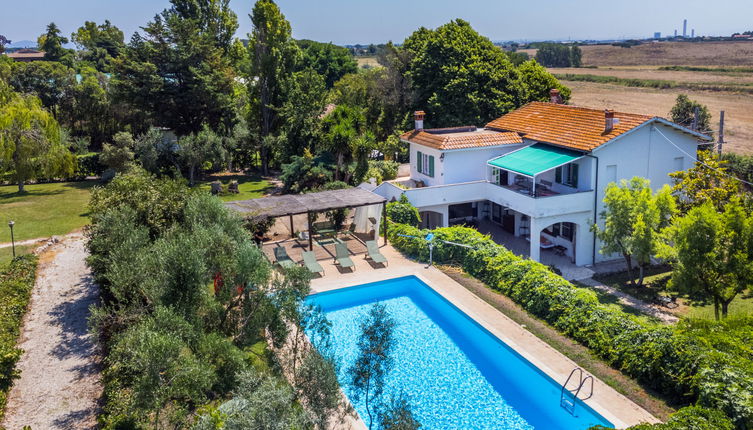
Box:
xmin=5 ymin=49 xmax=45 ymax=62
xmin=674 ymin=29 xmax=678 ymax=37
xmin=653 ymin=32 xmax=661 ymax=39
xmin=691 ymin=29 xmax=695 ymax=38
xmin=683 ymin=19 xmax=687 ymax=37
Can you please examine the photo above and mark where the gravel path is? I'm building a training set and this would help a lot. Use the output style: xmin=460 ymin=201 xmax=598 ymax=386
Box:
xmin=2 ymin=234 xmax=102 ymax=430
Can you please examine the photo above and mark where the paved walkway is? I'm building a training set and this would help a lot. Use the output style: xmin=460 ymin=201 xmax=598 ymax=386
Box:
xmin=2 ymin=234 xmax=102 ymax=430
xmin=309 ymin=242 xmax=659 ymax=429
xmin=578 ymin=278 xmax=679 ymax=323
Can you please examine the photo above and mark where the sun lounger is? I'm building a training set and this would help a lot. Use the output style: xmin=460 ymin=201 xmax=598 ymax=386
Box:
xmin=335 ymin=243 xmax=355 ymax=271
xmin=302 ymin=251 xmax=324 ymax=275
xmin=274 ymin=247 xmax=296 ymax=269
xmin=365 ymin=240 xmax=388 ymax=266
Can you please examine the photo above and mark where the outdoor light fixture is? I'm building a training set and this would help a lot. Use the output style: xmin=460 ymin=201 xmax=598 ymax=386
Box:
xmin=8 ymin=221 xmax=15 ymax=259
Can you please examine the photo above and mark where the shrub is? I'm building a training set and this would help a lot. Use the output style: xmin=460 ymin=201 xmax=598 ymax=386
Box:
xmin=387 ymin=222 xmax=753 ymax=428
xmin=386 ymin=195 xmax=421 ymax=227
xmin=0 ymin=255 xmax=37 ymax=421
xmin=72 ymin=152 xmax=105 ymax=179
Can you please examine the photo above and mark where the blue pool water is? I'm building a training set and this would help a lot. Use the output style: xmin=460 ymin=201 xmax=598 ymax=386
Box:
xmin=305 ymin=276 xmax=613 ymax=430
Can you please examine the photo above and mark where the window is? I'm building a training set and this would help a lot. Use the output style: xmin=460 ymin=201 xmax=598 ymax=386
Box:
xmin=416 ymin=150 xmax=435 ymax=177
xmin=545 ymin=222 xmax=574 ymax=241
xmin=491 ymin=168 xmax=508 ymax=186
xmin=555 ymin=163 xmax=579 ymax=187
xmin=606 ymin=164 xmax=617 ymax=184
xmin=673 ymin=157 xmax=684 ymax=172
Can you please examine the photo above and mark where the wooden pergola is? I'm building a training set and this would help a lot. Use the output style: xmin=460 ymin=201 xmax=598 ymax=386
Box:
xmin=225 ymin=187 xmax=388 ymax=249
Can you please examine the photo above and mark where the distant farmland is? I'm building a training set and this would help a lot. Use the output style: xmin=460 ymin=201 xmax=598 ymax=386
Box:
xmin=579 ymin=41 xmax=753 ymax=67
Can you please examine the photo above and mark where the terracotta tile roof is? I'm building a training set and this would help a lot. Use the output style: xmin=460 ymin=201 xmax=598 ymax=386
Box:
xmin=485 ymin=102 xmax=655 ymax=152
xmin=400 ymin=126 xmax=523 ymax=150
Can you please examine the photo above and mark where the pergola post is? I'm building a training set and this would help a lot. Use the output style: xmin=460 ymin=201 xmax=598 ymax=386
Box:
xmin=289 ymin=214 xmax=295 ymax=238
xmin=307 ymin=211 xmax=313 ymax=250
xmin=382 ymin=201 xmax=388 ymax=246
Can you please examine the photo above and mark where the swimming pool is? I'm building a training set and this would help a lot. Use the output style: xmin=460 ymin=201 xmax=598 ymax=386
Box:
xmin=305 ymin=276 xmax=613 ymax=430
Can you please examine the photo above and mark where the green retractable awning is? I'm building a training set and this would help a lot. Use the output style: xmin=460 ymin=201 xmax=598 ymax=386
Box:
xmin=487 ymin=143 xmax=584 ymax=177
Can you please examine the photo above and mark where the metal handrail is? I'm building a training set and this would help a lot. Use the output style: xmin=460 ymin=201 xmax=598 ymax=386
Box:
xmin=560 ymin=367 xmax=594 ymax=415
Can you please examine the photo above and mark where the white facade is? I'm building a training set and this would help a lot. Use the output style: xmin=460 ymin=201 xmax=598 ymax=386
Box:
xmin=375 ymin=119 xmax=707 ymax=267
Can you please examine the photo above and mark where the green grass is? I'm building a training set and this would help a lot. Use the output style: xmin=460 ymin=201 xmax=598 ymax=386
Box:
xmin=0 ymin=181 xmax=97 ymax=243
xmin=555 ymin=73 xmax=753 ymax=94
xmin=0 ymin=244 xmax=36 ymax=267
xmin=658 ymin=65 xmax=753 ymax=73
xmin=197 ymin=174 xmax=273 ymax=202
xmin=593 ymin=265 xmax=753 ymax=320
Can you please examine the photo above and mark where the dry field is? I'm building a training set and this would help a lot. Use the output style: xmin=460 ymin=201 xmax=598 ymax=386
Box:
xmin=560 ymin=80 xmax=753 ymax=154
xmin=357 ymin=56 xmax=381 ymax=68
xmin=580 ymin=41 xmax=753 ymax=67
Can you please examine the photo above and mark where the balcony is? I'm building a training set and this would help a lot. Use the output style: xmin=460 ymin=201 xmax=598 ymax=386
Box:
xmin=373 ymin=180 xmax=594 ymax=218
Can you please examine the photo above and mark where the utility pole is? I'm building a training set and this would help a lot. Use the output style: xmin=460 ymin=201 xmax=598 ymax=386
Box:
xmin=691 ymin=106 xmax=700 ymax=131
xmin=718 ymin=110 xmax=725 ymax=155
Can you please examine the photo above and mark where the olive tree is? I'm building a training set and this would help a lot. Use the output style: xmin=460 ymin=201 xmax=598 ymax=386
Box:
xmin=348 ymin=303 xmax=396 ymax=430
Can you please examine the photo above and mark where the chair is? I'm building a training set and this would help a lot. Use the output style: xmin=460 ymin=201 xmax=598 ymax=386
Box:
xmin=302 ymin=251 xmax=324 ymax=275
xmin=335 ymin=243 xmax=355 ymax=271
xmin=274 ymin=247 xmax=295 ymax=269
xmin=365 ymin=240 xmax=388 ymax=266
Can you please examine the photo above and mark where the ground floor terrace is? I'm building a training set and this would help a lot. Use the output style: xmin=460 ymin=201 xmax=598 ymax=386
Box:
xmin=308 ymin=244 xmax=658 ymax=429
xmin=415 ymin=198 xmax=597 ymax=271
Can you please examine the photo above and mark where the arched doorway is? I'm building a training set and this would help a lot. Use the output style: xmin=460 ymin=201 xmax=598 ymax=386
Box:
xmin=540 ymin=221 xmax=577 ymax=263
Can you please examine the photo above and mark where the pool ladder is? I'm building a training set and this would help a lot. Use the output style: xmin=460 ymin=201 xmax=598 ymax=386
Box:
xmin=560 ymin=367 xmax=594 ymax=415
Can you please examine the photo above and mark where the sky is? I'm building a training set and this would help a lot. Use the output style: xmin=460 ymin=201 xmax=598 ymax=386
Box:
xmin=2 ymin=0 xmax=751 ymax=45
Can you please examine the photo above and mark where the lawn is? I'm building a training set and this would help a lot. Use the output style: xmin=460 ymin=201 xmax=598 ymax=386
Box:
xmin=593 ymin=265 xmax=753 ymax=320
xmin=0 ymin=244 xmax=37 ymax=267
xmin=197 ymin=173 xmax=274 ymax=202
xmin=0 ymin=181 xmax=97 ymax=243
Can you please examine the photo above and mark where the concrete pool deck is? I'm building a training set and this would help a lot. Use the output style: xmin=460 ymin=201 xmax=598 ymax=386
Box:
xmin=309 ymin=243 xmax=659 ymax=429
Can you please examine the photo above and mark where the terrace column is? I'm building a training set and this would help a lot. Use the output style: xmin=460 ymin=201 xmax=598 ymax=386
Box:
xmin=529 ymin=217 xmax=541 ymax=262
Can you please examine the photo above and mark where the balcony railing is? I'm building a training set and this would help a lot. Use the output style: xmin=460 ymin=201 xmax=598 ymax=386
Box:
xmin=374 ymin=180 xmax=594 ymax=218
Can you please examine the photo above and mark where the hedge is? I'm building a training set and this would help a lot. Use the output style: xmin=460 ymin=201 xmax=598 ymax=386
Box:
xmin=0 ymin=255 xmax=38 ymax=421
xmin=387 ymin=222 xmax=752 ymax=429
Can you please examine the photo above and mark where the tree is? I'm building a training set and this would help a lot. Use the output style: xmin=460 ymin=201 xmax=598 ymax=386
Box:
xmin=670 ymin=94 xmax=712 ymax=135
xmin=380 ymin=394 xmax=422 ymax=430
xmin=517 ymin=59 xmax=571 ymax=104
xmin=0 ymin=92 xmax=75 ymax=192
xmin=593 ymin=177 xmax=676 ymax=286
xmin=8 ymin=61 xmax=77 ymax=118
xmin=113 ymin=0 xmax=239 ymax=136
xmin=100 ymin=131 xmax=136 ymax=173
xmin=38 ymin=22 xmax=75 ymax=66
xmin=670 ymin=150 xmax=741 ymax=213
xmin=660 ymin=200 xmax=753 ymax=320
xmin=247 ymin=0 xmax=300 ymax=174
xmin=0 ymin=35 xmax=10 ymax=54
xmin=177 ymin=127 xmax=226 ymax=185
xmin=320 ymin=105 xmax=366 ymax=181
xmin=403 ymin=19 xmax=522 ymax=127
xmin=348 ymin=303 xmax=396 ymax=430
xmin=296 ymin=39 xmax=358 ymax=88
xmin=71 ymin=20 xmax=125 ymax=72
xmin=278 ymin=68 xmax=327 ymax=161
xmin=534 ymin=43 xmax=579 ymax=68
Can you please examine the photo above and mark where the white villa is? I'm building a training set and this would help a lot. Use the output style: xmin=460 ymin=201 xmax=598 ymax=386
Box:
xmin=370 ymin=91 xmax=712 ymax=267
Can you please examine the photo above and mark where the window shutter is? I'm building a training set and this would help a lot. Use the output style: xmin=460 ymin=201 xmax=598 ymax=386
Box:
xmin=555 ymin=166 xmax=562 ymax=183
xmin=417 ymin=151 xmax=423 ymax=173
xmin=571 ymin=164 xmax=579 ymax=187
xmin=428 ymin=156 xmax=435 ymax=177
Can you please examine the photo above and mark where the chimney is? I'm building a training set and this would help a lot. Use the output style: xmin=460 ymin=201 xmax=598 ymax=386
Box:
xmin=414 ymin=111 xmax=425 ymax=131
xmin=549 ymin=89 xmax=563 ymax=104
xmin=604 ymin=110 xmax=615 ymax=133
